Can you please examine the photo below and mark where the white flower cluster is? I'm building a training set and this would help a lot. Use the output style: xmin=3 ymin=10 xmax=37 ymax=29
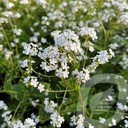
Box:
xmin=50 ymin=111 xmax=65 ymax=128
xmin=69 ymin=1 xmax=87 ymax=13
xmin=96 ymin=49 xmax=115 ymax=64
xmin=119 ymin=12 xmax=128 ymax=25
xmin=38 ymin=30 xmax=85 ymax=78
xmin=119 ymin=54 xmax=128 ymax=69
xmin=44 ymin=98 xmax=65 ymax=127
xmin=44 ymin=98 xmax=57 ymax=113
xmin=91 ymin=49 xmax=115 ymax=66
xmin=70 ymin=114 xmax=86 ymax=128
xmin=79 ymin=27 xmax=98 ymax=41
xmin=9 ymin=118 xmax=36 ymax=128
xmin=72 ymin=68 xmax=90 ymax=83
xmin=0 ymin=100 xmax=37 ymax=128
xmin=117 ymin=102 xmax=128 ymax=111
xmin=29 ymin=98 xmax=39 ymax=107
xmin=22 ymin=42 xmax=38 ymax=56
xmin=109 ymin=118 xmax=117 ymax=127
xmin=23 ymin=76 xmax=45 ymax=93
xmin=82 ymin=41 xmax=94 ymax=52
xmin=86 ymin=49 xmax=115 ymax=73
xmin=39 ymin=46 xmax=60 ymax=72
xmin=53 ymin=30 xmax=82 ymax=54
xmin=109 ymin=43 xmax=119 ymax=50
xmin=112 ymin=0 xmax=128 ymax=11
xmin=99 ymin=117 xmax=117 ymax=127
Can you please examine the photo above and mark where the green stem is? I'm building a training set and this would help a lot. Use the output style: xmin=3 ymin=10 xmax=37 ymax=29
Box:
xmin=78 ymin=86 xmax=90 ymax=116
xmin=98 ymin=19 xmax=107 ymax=49
xmin=0 ymin=90 xmax=17 ymax=94
xmin=1 ymin=25 xmax=12 ymax=51
xmin=12 ymin=101 xmax=22 ymax=119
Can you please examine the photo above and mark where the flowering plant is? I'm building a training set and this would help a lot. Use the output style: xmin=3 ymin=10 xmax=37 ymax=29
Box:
xmin=0 ymin=0 xmax=128 ymax=128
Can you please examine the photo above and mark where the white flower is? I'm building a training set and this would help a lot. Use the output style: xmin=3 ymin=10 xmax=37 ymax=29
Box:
xmin=124 ymin=120 xmax=128 ymax=128
xmin=106 ymin=95 xmax=113 ymax=101
xmin=89 ymin=124 xmax=94 ymax=128
xmin=126 ymin=96 xmax=128 ymax=101
xmin=14 ymin=38 xmax=19 ymax=43
xmin=97 ymin=50 xmax=110 ymax=64
xmin=109 ymin=43 xmax=119 ymax=49
xmin=5 ymin=51 xmax=13 ymax=60
xmin=6 ymin=2 xmax=15 ymax=9
xmin=57 ymin=115 xmax=65 ymax=127
xmin=35 ymin=0 xmax=47 ymax=5
xmin=41 ymin=37 xmax=47 ymax=43
xmin=51 ymin=30 xmax=61 ymax=37
xmin=23 ymin=76 xmax=30 ymax=84
xmin=38 ymin=83 xmax=45 ymax=92
xmin=29 ymin=98 xmax=39 ymax=107
xmin=63 ymin=69 xmax=69 ymax=78
xmin=89 ymin=45 xmax=94 ymax=52
xmin=22 ymin=43 xmax=31 ymax=55
xmin=30 ymin=77 xmax=39 ymax=87
xmin=30 ymin=36 xmax=38 ymax=42
xmin=2 ymin=111 xmax=11 ymax=118
xmin=34 ymin=32 xmax=40 ymax=37
xmin=24 ymin=118 xmax=36 ymax=127
xmin=117 ymin=102 xmax=124 ymax=111
xmin=0 ymin=101 xmax=8 ymax=110
xmin=54 ymin=21 xmax=63 ymax=28
xmin=124 ymin=105 xmax=128 ymax=111
xmin=99 ymin=117 xmax=106 ymax=124
xmin=20 ymin=59 xmax=28 ymax=68
xmin=2 ymin=11 xmax=13 ymax=17
xmin=20 ymin=0 xmax=29 ymax=4
xmin=109 ymin=49 xmax=115 ymax=57
xmin=0 ymin=33 xmax=4 ymax=40
xmin=70 ymin=115 xmax=77 ymax=126
xmin=13 ymin=28 xmax=22 ymax=36
xmin=14 ymin=12 xmax=21 ymax=18
xmin=112 ymin=118 xmax=116 ymax=126
xmin=0 ymin=100 xmax=5 ymax=109
xmin=123 ymin=88 xmax=127 ymax=92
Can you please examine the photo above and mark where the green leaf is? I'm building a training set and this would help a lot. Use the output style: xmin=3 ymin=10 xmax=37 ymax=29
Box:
xmin=76 ymin=87 xmax=90 ymax=111
xmin=11 ymin=83 xmax=25 ymax=101
xmin=62 ymin=103 xmax=76 ymax=115
xmin=90 ymin=92 xmax=102 ymax=111
xmin=4 ymin=80 xmax=12 ymax=90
